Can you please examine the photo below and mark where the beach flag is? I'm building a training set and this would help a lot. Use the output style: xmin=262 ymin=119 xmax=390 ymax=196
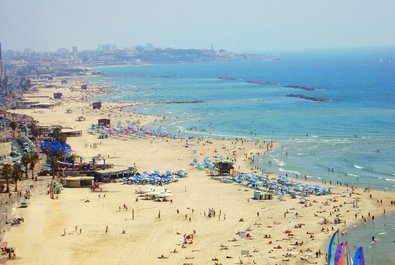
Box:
xmin=353 ymin=247 xmax=365 ymax=265
xmin=327 ymin=230 xmax=339 ymax=265
xmin=334 ymin=241 xmax=349 ymax=265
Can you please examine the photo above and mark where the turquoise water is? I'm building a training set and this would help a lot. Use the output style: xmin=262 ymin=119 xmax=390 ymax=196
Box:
xmin=341 ymin=213 xmax=395 ymax=265
xmin=89 ymin=48 xmax=395 ymax=192
xmin=86 ymin=48 xmax=395 ymax=264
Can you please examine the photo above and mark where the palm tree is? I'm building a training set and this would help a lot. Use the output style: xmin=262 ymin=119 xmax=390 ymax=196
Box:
xmin=49 ymin=156 xmax=60 ymax=179
xmin=9 ymin=121 xmax=17 ymax=138
xmin=29 ymin=153 xmax=39 ymax=180
xmin=51 ymin=128 xmax=67 ymax=144
xmin=21 ymin=153 xmax=30 ymax=179
xmin=12 ymin=164 xmax=22 ymax=192
xmin=1 ymin=164 xmax=13 ymax=193
xmin=29 ymin=121 xmax=43 ymax=141
xmin=53 ymin=150 xmax=66 ymax=163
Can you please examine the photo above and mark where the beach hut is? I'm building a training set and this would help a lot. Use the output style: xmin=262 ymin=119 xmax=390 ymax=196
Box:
xmin=254 ymin=191 xmax=262 ymax=200
xmin=98 ymin=118 xmax=111 ymax=127
xmin=62 ymin=176 xmax=94 ymax=188
xmin=53 ymin=92 xmax=62 ymax=99
xmin=63 ymin=129 xmax=82 ymax=137
xmin=214 ymin=160 xmax=234 ymax=176
xmin=92 ymin=102 xmax=102 ymax=110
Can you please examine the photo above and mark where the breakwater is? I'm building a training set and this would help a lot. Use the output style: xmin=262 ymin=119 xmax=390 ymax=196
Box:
xmin=286 ymin=94 xmax=333 ymax=102
xmin=285 ymin=85 xmax=321 ymax=91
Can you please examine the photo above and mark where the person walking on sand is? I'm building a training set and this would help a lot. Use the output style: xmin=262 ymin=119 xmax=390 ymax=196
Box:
xmin=106 ymin=225 xmax=108 ymax=234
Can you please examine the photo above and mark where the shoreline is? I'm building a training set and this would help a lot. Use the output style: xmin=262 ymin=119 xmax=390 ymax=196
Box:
xmin=4 ymin=77 xmax=395 ymax=264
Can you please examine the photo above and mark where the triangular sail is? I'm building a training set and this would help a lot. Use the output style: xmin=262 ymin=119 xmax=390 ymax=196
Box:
xmin=334 ymin=242 xmax=345 ymax=265
xmin=328 ymin=230 xmax=339 ymax=265
xmin=353 ymin=247 xmax=365 ymax=265
xmin=334 ymin=242 xmax=348 ymax=265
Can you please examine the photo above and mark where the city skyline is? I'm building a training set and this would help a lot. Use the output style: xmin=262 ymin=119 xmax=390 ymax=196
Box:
xmin=1 ymin=0 xmax=395 ymax=52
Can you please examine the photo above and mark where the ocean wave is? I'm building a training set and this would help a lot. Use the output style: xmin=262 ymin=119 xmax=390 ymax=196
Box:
xmin=347 ymin=173 xmax=359 ymax=177
xmin=278 ymin=167 xmax=301 ymax=175
xmin=273 ymin=158 xmax=286 ymax=166
xmin=354 ymin=164 xmax=364 ymax=169
xmin=385 ymin=178 xmax=395 ymax=182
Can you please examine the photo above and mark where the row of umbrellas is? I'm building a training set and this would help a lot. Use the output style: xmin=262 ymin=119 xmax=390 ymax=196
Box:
xmin=190 ymin=157 xmax=222 ymax=170
xmin=88 ymin=124 xmax=179 ymax=139
xmin=123 ymin=169 xmax=187 ymax=185
xmin=191 ymin=157 xmax=332 ymax=197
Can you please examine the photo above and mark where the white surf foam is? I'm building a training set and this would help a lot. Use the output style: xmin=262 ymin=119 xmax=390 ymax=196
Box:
xmin=278 ymin=168 xmax=301 ymax=175
xmin=354 ymin=164 xmax=364 ymax=169
xmin=273 ymin=158 xmax=286 ymax=166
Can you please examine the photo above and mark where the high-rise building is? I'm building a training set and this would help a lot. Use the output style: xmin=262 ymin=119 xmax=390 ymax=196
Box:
xmin=0 ymin=42 xmax=6 ymax=95
xmin=98 ymin=44 xmax=116 ymax=52
xmin=0 ymin=42 xmax=4 ymax=81
xmin=72 ymin=46 xmax=78 ymax=54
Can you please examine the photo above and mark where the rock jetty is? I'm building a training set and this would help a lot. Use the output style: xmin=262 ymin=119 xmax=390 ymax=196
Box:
xmin=286 ymin=94 xmax=333 ymax=102
xmin=247 ymin=80 xmax=278 ymax=85
xmin=285 ymin=85 xmax=320 ymax=91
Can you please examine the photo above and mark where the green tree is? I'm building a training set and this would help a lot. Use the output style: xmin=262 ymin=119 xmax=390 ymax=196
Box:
xmin=53 ymin=150 xmax=66 ymax=162
xmin=1 ymin=164 xmax=13 ymax=193
xmin=9 ymin=121 xmax=17 ymax=138
xmin=49 ymin=156 xmax=60 ymax=179
xmin=43 ymin=146 xmax=51 ymax=156
xmin=52 ymin=128 xmax=67 ymax=144
xmin=12 ymin=164 xmax=22 ymax=192
xmin=29 ymin=153 xmax=40 ymax=180
xmin=29 ymin=121 xmax=43 ymax=141
xmin=21 ymin=153 xmax=31 ymax=179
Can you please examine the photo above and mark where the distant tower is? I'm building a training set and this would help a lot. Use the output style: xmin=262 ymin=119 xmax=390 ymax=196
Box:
xmin=72 ymin=46 xmax=78 ymax=58
xmin=211 ymin=44 xmax=214 ymax=51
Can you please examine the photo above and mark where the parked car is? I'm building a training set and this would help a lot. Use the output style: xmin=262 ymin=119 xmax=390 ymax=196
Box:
xmin=38 ymin=170 xmax=51 ymax=176
xmin=10 ymin=151 xmax=20 ymax=158
xmin=19 ymin=202 xmax=28 ymax=208
xmin=22 ymin=148 xmax=30 ymax=154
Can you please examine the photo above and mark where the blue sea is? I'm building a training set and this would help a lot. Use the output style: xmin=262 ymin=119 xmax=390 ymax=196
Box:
xmin=85 ymin=48 xmax=395 ymax=263
xmin=88 ymin=48 xmax=395 ymax=191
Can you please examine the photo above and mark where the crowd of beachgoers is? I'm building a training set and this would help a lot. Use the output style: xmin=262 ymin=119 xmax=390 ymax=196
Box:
xmin=191 ymin=157 xmax=332 ymax=197
xmin=2 ymin=78 xmax=394 ymax=265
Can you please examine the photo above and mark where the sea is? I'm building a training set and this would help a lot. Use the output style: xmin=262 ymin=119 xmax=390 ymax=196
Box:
xmin=84 ymin=48 xmax=395 ymax=263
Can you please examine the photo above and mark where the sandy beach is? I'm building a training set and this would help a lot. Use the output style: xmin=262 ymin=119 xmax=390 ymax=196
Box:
xmin=5 ymin=78 xmax=395 ymax=265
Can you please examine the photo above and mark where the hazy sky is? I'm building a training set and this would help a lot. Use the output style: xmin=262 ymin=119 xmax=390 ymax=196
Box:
xmin=1 ymin=0 xmax=395 ymax=52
